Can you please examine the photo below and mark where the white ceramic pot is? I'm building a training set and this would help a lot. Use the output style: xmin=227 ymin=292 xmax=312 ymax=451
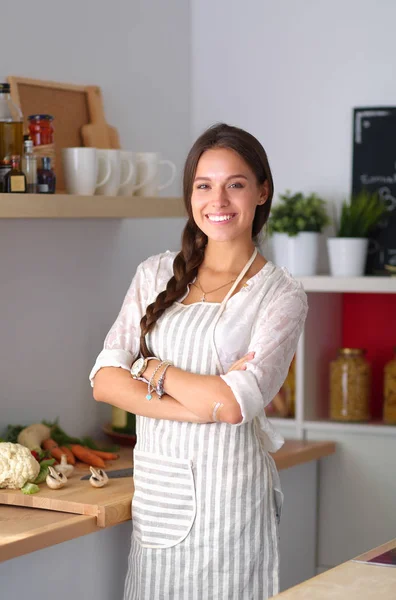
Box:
xmin=327 ymin=237 xmax=368 ymax=277
xmin=272 ymin=232 xmax=319 ymax=276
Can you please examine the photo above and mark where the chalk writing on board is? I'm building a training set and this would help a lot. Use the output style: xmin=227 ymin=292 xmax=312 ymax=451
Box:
xmin=354 ymin=110 xmax=390 ymax=144
xmin=352 ymin=107 xmax=396 ymax=274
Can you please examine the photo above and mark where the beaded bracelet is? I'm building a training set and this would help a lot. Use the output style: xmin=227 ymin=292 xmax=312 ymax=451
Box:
xmin=146 ymin=361 xmax=165 ymax=400
xmin=156 ymin=362 xmax=172 ymax=399
xmin=146 ymin=360 xmax=172 ymax=400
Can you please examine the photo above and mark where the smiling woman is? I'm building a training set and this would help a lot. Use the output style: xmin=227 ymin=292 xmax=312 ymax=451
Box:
xmin=192 ymin=148 xmax=269 ymax=245
xmin=90 ymin=123 xmax=308 ymax=600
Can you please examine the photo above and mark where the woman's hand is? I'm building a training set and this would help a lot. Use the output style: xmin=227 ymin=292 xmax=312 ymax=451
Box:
xmin=226 ymin=352 xmax=255 ymax=373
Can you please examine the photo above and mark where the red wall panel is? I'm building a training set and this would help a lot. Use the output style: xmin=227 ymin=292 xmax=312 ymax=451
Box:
xmin=342 ymin=293 xmax=396 ymax=420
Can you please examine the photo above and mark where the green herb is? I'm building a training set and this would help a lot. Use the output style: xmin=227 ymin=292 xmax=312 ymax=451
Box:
xmin=2 ymin=424 xmax=26 ymax=444
xmin=33 ymin=458 xmax=56 ymax=484
xmin=336 ymin=190 xmax=388 ymax=237
xmin=36 ymin=448 xmax=52 ymax=462
xmin=21 ymin=482 xmax=40 ymax=495
xmin=269 ymin=191 xmax=331 ymax=237
xmin=42 ymin=419 xmax=119 ymax=453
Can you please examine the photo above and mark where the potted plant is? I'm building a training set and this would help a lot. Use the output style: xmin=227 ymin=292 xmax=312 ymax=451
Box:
xmin=327 ymin=190 xmax=387 ymax=277
xmin=269 ymin=191 xmax=331 ymax=276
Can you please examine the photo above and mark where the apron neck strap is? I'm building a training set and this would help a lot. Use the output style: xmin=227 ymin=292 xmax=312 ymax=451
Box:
xmin=220 ymin=246 xmax=258 ymax=308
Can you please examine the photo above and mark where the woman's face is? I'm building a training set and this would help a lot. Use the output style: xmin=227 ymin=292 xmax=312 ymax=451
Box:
xmin=191 ymin=147 xmax=268 ymax=244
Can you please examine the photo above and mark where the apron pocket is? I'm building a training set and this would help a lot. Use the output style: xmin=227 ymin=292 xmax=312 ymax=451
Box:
xmin=132 ymin=449 xmax=197 ymax=549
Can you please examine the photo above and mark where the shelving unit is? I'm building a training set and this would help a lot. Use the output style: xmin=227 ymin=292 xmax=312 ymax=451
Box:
xmin=270 ymin=275 xmax=396 ymax=440
xmin=297 ymin=275 xmax=396 ymax=294
xmin=303 ymin=420 xmax=396 ymax=436
xmin=0 ymin=193 xmax=186 ymax=219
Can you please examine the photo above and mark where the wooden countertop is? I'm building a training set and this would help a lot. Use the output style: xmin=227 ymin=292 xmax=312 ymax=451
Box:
xmin=274 ymin=539 xmax=396 ymax=599
xmin=0 ymin=505 xmax=98 ymax=562
xmin=0 ymin=439 xmax=335 ymax=563
xmin=270 ymin=439 xmax=335 ymax=470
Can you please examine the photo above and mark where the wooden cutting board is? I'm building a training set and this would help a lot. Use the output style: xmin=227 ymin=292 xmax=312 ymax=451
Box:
xmin=0 ymin=448 xmax=134 ymax=527
xmin=81 ymin=86 xmax=121 ymax=149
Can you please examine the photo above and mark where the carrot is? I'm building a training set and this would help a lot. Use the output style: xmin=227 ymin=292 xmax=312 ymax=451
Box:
xmin=41 ymin=438 xmax=65 ymax=462
xmin=49 ymin=447 xmax=66 ymax=462
xmin=87 ymin=449 xmax=119 ymax=461
xmin=42 ymin=438 xmax=58 ymax=451
xmin=59 ymin=446 xmax=76 ymax=465
xmin=70 ymin=445 xmax=105 ymax=468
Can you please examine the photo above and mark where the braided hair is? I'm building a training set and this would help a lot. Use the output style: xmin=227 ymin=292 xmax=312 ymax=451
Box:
xmin=139 ymin=123 xmax=274 ymax=357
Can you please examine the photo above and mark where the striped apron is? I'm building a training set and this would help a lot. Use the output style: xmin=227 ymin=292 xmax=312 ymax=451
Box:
xmin=123 ymin=298 xmax=281 ymax=599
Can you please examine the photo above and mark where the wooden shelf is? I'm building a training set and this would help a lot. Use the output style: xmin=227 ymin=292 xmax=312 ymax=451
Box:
xmin=296 ymin=275 xmax=396 ymax=294
xmin=268 ymin=417 xmax=297 ymax=428
xmin=304 ymin=420 xmax=396 ymax=435
xmin=0 ymin=194 xmax=186 ymax=219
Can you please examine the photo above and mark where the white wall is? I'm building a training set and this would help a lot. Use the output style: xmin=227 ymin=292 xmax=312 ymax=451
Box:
xmin=191 ymin=0 xmax=396 ymax=205
xmin=1 ymin=0 xmax=191 ymax=437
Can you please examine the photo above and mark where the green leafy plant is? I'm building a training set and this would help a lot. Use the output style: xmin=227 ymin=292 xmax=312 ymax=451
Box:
xmin=269 ymin=191 xmax=331 ymax=237
xmin=336 ymin=190 xmax=387 ymax=238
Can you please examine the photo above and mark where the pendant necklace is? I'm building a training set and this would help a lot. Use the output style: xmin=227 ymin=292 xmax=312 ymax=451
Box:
xmin=192 ymin=277 xmax=237 ymax=302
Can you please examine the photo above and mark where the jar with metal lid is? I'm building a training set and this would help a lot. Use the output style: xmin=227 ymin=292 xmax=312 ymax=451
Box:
xmin=384 ymin=348 xmax=396 ymax=425
xmin=329 ymin=348 xmax=371 ymax=422
xmin=28 ymin=114 xmax=55 ymax=170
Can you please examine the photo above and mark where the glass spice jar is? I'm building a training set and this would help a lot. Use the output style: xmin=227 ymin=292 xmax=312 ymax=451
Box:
xmin=28 ymin=114 xmax=55 ymax=170
xmin=384 ymin=348 xmax=396 ymax=425
xmin=329 ymin=348 xmax=371 ymax=422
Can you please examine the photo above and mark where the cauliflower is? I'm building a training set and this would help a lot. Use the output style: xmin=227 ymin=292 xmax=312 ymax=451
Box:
xmin=0 ymin=442 xmax=40 ymax=489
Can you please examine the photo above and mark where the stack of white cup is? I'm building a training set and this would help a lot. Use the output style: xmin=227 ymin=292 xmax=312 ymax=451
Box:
xmin=62 ymin=148 xmax=176 ymax=197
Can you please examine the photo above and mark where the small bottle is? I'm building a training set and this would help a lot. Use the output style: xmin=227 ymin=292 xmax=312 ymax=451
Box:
xmin=3 ymin=155 xmax=27 ymax=193
xmin=111 ymin=407 xmax=136 ymax=435
xmin=22 ymin=139 xmax=37 ymax=193
xmin=37 ymin=156 xmax=56 ymax=193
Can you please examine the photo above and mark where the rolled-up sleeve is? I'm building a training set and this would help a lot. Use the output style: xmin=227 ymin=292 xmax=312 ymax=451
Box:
xmin=220 ymin=284 xmax=308 ymax=423
xmin=89 ymin=262 xmax=148 ymax=387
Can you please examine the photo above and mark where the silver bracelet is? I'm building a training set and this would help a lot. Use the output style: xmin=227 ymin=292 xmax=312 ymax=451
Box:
xmin=156 ymin=362 xmax=172 ymax=399
xmin=212 ymin=401 xmax=224 ymax=422
xmin=146 ymin=361 xmax=167 ymax=400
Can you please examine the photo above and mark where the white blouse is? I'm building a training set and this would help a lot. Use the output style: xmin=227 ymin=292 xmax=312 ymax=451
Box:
xmin=89 ymin=250 xmax=308 ymax=453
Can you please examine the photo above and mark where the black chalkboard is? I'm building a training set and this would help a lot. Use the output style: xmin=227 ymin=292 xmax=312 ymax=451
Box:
xmin=352 ymin=107 xmax=396 ymax=274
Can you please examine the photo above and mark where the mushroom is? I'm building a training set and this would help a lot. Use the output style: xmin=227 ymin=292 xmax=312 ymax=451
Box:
xmin=89 ymin=466 xmax=108 ymax=488
xmin=46 ymin=466 xmax=67 ymax=489
xmin=54 ymin=454 xmax=74 ymax=478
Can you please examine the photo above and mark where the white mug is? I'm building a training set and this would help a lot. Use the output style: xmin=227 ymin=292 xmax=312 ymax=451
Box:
xmin=118 ymin=151 xmax=158 ymax=196
xmin=95 ymin=149 xmax=134 ymax=196
xmin=61 ymin=148 xmax=111 ymax=195
xmin=134 ymin=152 xmax=177 ymax=196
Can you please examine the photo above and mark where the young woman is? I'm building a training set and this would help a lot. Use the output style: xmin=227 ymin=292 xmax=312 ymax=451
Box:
xmin=90 ymin=123 xmax=308 ymax=599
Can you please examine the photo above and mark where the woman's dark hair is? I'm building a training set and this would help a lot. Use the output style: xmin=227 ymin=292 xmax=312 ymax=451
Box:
xmin=139 ymin=123 xmax=274 ymax=356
